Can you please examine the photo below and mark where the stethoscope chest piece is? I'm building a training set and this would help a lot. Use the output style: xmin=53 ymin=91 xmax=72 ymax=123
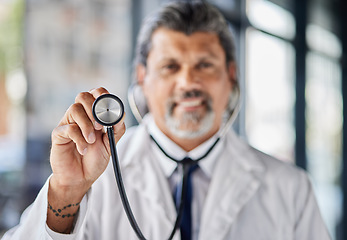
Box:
xmin=92 ymin=94 xmax=124 ymax=127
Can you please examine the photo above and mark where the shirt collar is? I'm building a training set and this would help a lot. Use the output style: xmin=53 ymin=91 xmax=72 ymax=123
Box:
xmin=143 ymin=114 xmax=224 ymax=179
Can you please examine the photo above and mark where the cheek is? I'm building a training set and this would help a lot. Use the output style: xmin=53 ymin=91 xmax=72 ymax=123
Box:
xmin=212 ymin=82 xmax=232 ymax=113
xmin=143 ymin=80 xmax=171 ymax=115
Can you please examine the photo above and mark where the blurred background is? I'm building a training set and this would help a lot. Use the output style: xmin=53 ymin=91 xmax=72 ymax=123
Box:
xmin=0 ymin=0 xmax=345 ymax=239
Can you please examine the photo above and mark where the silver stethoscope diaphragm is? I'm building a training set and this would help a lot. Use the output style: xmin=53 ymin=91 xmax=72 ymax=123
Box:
xmin=92 ymin=94 xmax=124 ymax=127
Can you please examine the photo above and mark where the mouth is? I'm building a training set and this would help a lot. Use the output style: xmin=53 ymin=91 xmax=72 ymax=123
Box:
xmin=175 ymin=98 xmax=205 ymax=111
xmin=168 ymin=89 xmax=211 ymax=115
xmin=179 ymin=98 xmax=203 ymax=107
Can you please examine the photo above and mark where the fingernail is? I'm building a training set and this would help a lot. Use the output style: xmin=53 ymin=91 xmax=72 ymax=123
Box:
xmin=94 ymin=121 xmax=103 ymax=130
xmin=82 ymin=148 xmax=88 ymax=155
xmin=88 ymin=132 xmax=96 ymax=143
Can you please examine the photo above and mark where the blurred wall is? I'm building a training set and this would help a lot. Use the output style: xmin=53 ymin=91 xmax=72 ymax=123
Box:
xmin=23 ymin=0 xmax=133 ymax=206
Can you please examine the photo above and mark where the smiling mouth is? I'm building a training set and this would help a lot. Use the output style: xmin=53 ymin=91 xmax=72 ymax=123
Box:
xmin=169 ymin=90 xmax=211 ymax=113
xmin=179 ymin=99 xmax=203 ymax=108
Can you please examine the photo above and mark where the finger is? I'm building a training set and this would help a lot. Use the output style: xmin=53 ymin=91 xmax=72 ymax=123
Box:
xmin=75 ymin=91 xmax=103 ymax=131
xmin=113 ymin=122 xmax=126 ymax=142
xmin=89 ymin=87 xmax=109 ymax=99
xmin=52 ymin=124 xmax=89 ymax=155
xmin=113 ymin=113 xmax=126 ymax=141
xmin=64 ymin=103 xmax=96 ymax=144
xmin=89 ymin=87 xmax=110 ymax=130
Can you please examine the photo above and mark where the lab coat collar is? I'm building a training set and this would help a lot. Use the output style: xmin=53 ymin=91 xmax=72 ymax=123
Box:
xmin=144 ymin=113 xmax=223 ymax=179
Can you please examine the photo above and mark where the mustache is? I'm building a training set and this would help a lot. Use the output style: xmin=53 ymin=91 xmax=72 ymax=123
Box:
xmin=181 ymin=89 xmax=204 ymax=99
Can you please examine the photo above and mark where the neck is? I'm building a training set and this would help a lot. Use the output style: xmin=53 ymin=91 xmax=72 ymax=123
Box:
xmin=162 ymin=126 xmax=219 ymax=152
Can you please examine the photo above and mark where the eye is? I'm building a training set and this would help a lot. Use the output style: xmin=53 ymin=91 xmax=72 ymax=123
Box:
xmin=163 ymin=63 xmax=179 ymax=71
xmin=197 ymin=62 xmax=213 ymax=69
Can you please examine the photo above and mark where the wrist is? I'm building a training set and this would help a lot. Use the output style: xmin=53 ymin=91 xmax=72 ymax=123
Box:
xmin=47 ymin=201 xmax=80 ymax=218
xmin=49 ymin=175 xmax=89 ymax=204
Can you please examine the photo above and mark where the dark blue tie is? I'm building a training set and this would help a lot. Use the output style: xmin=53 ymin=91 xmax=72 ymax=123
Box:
xmin=174 ymin=162 xmax=199 ymax=240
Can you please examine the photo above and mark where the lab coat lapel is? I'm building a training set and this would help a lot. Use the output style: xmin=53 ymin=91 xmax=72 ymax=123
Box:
xmin=121 ymin=125 xmax=179 ymax=239
xmin=199 ymin=131 xmax=265 ymax=240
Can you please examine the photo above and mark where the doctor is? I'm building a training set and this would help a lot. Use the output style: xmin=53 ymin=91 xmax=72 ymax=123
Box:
xmin=3 ymin=1 xmax=330 ymax=240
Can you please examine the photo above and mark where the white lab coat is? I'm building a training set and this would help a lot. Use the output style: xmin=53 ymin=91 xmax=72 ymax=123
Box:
xmin=2 ymin=122 xmax=331 ymax=240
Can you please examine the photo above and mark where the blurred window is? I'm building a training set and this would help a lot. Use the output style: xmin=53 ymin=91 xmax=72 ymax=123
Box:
xmin=245 ymin=28 xmax=295 ymax=162
xmin=247 ymin=0 xmax=295 ymax=40
xmin=306 ymin=27 xmax=342 ymax=239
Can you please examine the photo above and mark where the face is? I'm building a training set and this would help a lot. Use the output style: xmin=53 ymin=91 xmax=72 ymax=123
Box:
xmin=138 ymin=27 xmax=236 ymax=143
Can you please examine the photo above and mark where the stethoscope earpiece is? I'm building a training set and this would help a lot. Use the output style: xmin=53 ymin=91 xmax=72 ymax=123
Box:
xmin=92 ymin=94 xmax=125 ymax=127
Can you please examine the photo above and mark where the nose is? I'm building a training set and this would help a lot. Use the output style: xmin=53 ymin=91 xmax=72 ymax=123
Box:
xmin=175 ymin=67 xmax=200 ymax=90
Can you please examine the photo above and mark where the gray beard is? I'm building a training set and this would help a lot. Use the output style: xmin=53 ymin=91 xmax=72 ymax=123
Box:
xmin=163 ymin=92 xmax=235 ymax=139
xmin=164 ymin=89 xmax=215 ymax=139
xmin=165 ymin=109 xmax=215 ymax=139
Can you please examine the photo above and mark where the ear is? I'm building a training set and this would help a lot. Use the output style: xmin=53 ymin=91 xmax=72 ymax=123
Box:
xmin=136 ymin=64 xmax=147 ymax=86
xmin=227 ymin=62 xmax=237 ymax=87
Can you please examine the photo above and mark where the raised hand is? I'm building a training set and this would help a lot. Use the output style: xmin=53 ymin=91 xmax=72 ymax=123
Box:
xmin=47 ymin=87 xmax=126 ymax=233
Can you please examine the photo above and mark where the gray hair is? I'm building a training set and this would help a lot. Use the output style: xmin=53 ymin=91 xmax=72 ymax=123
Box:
xmin=135 ymin=1 xmax=236 ymax=67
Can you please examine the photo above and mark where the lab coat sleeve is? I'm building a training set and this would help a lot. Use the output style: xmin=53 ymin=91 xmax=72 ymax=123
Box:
xmin=294 ymin=170 xmax=331 ymax=240
xmin=1 ymin=175 xmax=91 ymax=240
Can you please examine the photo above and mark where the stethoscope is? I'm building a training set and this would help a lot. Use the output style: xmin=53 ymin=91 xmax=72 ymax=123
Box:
xmin=92 ymin=82 xmax=240 ymax=240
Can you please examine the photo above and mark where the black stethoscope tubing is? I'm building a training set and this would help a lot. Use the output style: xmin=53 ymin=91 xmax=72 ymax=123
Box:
xmin=107 ymin=126 xmax=147 ymax=240
xmin=149 ymin=135 xmax=220 ymax=163
xmin=92 ymin=93 xmax=229 ymax=240
xmin=92 ymin=94 xmax=146 ymax=239
xmin=107 ymin=127 xmax=221 ymax=240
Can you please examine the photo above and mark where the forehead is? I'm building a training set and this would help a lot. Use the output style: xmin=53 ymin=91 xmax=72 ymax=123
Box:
xmin=148 ymin=27 xmax=226 ymax=61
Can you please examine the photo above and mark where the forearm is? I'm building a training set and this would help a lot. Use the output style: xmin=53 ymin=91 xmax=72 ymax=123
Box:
xmin=46 ymin=176 xmax=88 ymax=234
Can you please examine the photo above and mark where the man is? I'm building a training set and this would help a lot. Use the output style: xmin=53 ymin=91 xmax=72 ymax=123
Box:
xmin=3 ymin=2 xmax=330 ymax=240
